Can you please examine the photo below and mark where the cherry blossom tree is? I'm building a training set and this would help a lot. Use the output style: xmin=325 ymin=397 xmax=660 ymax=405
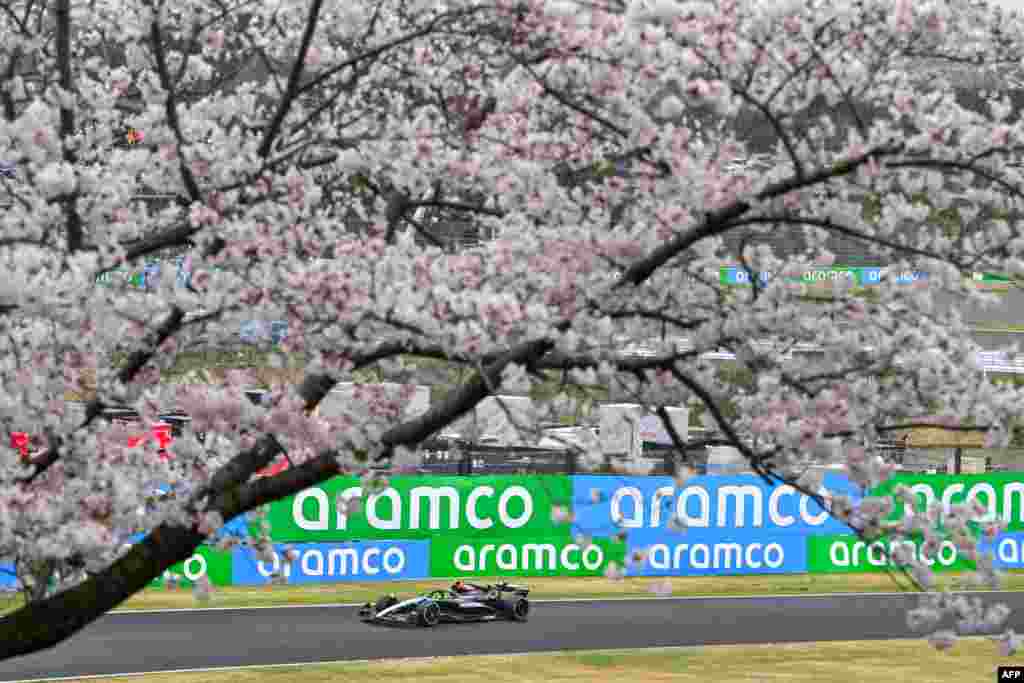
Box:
xmin=2 ymin=0 xmax=1024 ymax=660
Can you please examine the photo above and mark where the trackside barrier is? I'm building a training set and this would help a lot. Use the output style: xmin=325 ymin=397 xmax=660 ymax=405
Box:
xmin=7 ymin=472 xmax=1024 ymax=590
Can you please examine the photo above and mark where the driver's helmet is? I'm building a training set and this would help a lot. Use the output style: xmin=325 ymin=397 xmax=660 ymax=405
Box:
xmin=452 ymin=580 xmax=469 ymax=593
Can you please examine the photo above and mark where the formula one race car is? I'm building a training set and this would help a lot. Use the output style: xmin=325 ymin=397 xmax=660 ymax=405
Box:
xmin=358 ymin=580 xmax=530 ymax=627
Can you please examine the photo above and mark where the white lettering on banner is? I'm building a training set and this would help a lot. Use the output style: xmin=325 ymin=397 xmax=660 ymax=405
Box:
xmin=183 ymin=555 xmax=207 ymax=581
xmin=999 ymin=538 xmax=1018 ymax=564
xmin=647 ymin=543 xmax=785 ymax=571
xmin=650 ymin=487 xmax=675 ymax=527
xmin=467 ymin=487 xmax=495 ymax=529
xmin=337 ymin=486 xmax=362 ymax=529
xmin=908 ymin=482 xmax=1024 ymax=524
xmin=327 ymin=548 xmax=357 ymax=575
xmin=583 ymin=545 xmax=602 ymax=570
xmin=257 ymin=547 xmax=407 ymax=578
xmin=383 ymin=547 xmax=405 ymax=573
xmin=367 ymin=489 xmax=401 ymax=530
xmin=256 ymin=552 xmax=287 ymax=578
xmin=941 ymin=484 xmax=965 ymax=515
xmin=799 ymin=494 xmax=829 ymax=525
xmin=717 ymin=486 xmax=763 ymax=527
xmin=454 ymin=545 xmax=475 ymax=572
xmin=763 ymin=544 xmax=784 ymax=568
xmin=828 ymin=540 xmax=958 ymax=568
xmin=909 ymin=484 xmax=935 ymax=512
xmin=560 ymin=545 xmax=579 ymax=570
xmin=294 ymin=488 xmax=329 ymax=531
xmin=453 ymin=543 xmax=605 ymax=572
xmin=363 ymin=548 xmax=380 ymax=575
xmin=968 ymin=484 xmax=998 ymax=521
xmin=411 ymin=486 xmax=460 ymax=529
xmin=769 ymin=487 xmax=796 ymax=527
xmin=523 ymin=544 xmax=556 ymax=570
xmin=678 ymin=487 xmax=710 ymax=527
xmin=497 ymin=545 xmax=517 ymax=570
xmin=611 ymin=487 xmax=643 ymax=528
xmin=498 ymin=486 xmax=533 ymax=528
xmin=1008 ymin=484 xmax=1024 ymax=522
xmin=939 ymin=541 xmax=957 ymax=566
xmin=290 ymin=485 xmax=536 ymax=532
xmin=615 ymin=483 xmax=830 ymax=529
xmin=303 ymin=551 xmax=323 ymax=575
xmin=712 ymin=543 xmax=740 ymax=568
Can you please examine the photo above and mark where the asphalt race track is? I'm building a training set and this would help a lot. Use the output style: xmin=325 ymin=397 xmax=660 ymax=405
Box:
xmin=2 ymin=592 xmax=1024 ymax=681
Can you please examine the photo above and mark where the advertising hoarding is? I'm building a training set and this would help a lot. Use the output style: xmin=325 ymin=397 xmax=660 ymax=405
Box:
xmin=429 ymin=535 xmax=625 ymax=578
xmin=231 ymin=541 xmax=430 ymax=585
xmin=869 ymin=473 xmax=1024 ymax=531
xmin=261 ymin=475 xmax=574 ymax=543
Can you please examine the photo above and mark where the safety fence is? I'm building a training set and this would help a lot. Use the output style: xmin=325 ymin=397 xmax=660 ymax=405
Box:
xmin=125 ymin=471 xmax=1024 ymax=589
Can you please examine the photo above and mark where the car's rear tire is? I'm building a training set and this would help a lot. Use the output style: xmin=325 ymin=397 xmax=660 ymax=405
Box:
xmin=417 ymin=601 xmax=441 ymax=627
xmin=375 ymin=595 xmax=399 ymax=613
xmin=502 ymin=597 xmax=529 ymax=622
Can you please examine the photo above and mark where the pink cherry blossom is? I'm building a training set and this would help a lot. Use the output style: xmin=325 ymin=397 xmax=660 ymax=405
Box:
xmin=190 ymin=159 xmax=210 ymax=177
xmin=206 ymin=31 xmax=225 ymax=51
xmin=0 ymin=0 xmax=1021 ymax=659
xmin=158 ymin=144 xmax=177 ymax=161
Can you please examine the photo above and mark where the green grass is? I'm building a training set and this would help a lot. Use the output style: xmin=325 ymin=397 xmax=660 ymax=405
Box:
xmin=73 ymin=640 xmax=1009 ymax=682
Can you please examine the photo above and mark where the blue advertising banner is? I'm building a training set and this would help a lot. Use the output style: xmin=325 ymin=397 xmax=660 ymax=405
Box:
xmin=231 ymin=540 xmax=430 ymax=585
xmin=570 ymin=474 xmax=862 ymax=577
xmin=0 ymin=564 xmax=15 ymax=590
xmin=981 ymin=532 xmax=1024 ymax=570
xmin=571 ymin=473 xmax=862 ymax=543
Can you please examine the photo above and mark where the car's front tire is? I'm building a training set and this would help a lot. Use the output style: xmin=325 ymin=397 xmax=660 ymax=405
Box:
xmin=417 ymin=601 xmax=441 ymax=627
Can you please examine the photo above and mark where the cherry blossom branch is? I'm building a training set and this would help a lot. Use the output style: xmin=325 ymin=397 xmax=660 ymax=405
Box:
xmin=21 ymin=307 xmax=188 ymax=484
xmin=660 ymin=370 xmax=927 ymax=595
xmin=256 ymin=0 xmax=325 ymax=159
xmin=886 ymin=159 xmax=1024 ymax=204
xmin=666 ymin=364 xmax=774 ymax=486
xmin=296 ymin=8 xmax=482 ymax=98
xmin=655 ymin=404 xmax=690 ymax=470
xmin=722 ymin=215 xmax=967 ymax=269
xmin=407 ymin=198 xmax=505 ymax=218
xmin=54 ymin=0 xmax=84 ymax=254
xmin=150 ymin=4 xmax=202 ymax=202
xmin=0 ymin=335 xmax=560 ymax=657
xmin=759 ymin=466 xmax=925 ymax=595
xmin=618 ymin=142 xmax=905 ymax=288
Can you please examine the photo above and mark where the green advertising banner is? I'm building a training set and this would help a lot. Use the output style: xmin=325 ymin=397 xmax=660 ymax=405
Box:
xmin=430 ymin=535 xmax=627 ymax=578
xmin=147 ymin=546 xmax=233 ymax=588
xmin=868 ymin=473 xmax=1024 ymax=531
xmin=260 ymin=475 xmax=575 ymax=543
xmin=806 ymin=534 xmax=977 ymax=574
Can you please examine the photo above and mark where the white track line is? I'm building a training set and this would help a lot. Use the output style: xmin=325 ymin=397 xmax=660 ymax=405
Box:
xmin=105 ymin=589 xmax=1016 ymax=615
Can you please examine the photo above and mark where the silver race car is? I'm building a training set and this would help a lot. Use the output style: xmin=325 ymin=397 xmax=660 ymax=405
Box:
xmin=358 ymin=580 xmax=530 ymax=627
